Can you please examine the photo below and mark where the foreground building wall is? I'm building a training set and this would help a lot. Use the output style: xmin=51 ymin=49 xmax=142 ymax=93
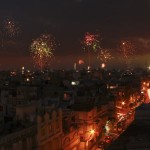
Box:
xmin=61 ymin=129 xmax=79 ymax=150
xmin=0 ymin=125 xmax=37 ymax=150
xmin=37 ymin=106 xmax=62 ymax=150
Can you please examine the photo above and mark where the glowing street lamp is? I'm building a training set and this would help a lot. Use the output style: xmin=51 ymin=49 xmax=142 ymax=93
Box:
xmin=121 ymin=101 xmax=125 ymax=105
xmin=90 ymin=129 xmax=95 ymax=134
xmin=85 ymin=129 xmax=95 ymax=149
xmin=101 ymin=63 xmax=105 ymax=68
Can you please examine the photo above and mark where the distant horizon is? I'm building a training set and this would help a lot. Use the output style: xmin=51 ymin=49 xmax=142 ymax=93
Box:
xmin=0 ymin=53 xmax=149 ymax=71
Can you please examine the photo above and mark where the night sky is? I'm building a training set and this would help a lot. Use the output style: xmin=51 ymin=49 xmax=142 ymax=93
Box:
xmin=0 ymin=0 xmax=150 ymax=69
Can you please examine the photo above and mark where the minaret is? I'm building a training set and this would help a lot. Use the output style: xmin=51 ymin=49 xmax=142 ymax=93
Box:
xmin=74 ymin=62 xmax=77 ymax=71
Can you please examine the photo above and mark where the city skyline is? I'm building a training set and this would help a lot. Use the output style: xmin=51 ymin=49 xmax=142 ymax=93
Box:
xmin=0 ymin=0 xmax=150 ymax=69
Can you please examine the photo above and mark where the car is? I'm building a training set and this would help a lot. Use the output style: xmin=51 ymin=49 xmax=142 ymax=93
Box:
xmin=97 ymin=141 xmax=104 ymax=150
xmin=113 ymin=125 xmax=117 ymax=131
xmin=117 ymin=126 xmax=123 ymax=132
xmin=96 ymin=148 xmax=104 ymax=150
xmin=104 ymin=136 xmax=112 ymax=143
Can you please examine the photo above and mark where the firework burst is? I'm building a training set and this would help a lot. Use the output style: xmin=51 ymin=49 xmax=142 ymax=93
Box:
xmin=30 ymin=34 xmax=55 ymax=70
xmin=82 ymin=32 xmax=100 ymax=52
xmin=3 ymin=18 xmax=20 ymax=38
xmin=120 ymin=40 xmax=135 ymax=58
xmin=82 ymin=32 xmax=100 ymax=68
xmin=119 ymin=40 xmax=136 ymax=70
xmin=97 ymin=49 xmax=112 ymax=63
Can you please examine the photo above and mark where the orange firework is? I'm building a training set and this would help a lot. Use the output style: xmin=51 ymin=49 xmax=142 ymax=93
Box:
xmin=3 ymin=18 xmax=20 ymax=38
xmin=97 ymin=49 xmax=113 ymax=63
xmin=78 ymin=59 xmax=84 ymax=65
xmin=120 ymin=40 xmax=135 ymax=58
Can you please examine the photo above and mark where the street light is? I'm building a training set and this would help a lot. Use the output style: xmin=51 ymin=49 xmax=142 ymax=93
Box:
xmin=85 ymin=129 xmax=95 ymax=150
xmin=90 ymin=129 xmax=95 ymax=134
xmin=101 ymin=63 xmax=106 ymax=68
xmin=121 ymin=101 xmax=125 ymax=105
